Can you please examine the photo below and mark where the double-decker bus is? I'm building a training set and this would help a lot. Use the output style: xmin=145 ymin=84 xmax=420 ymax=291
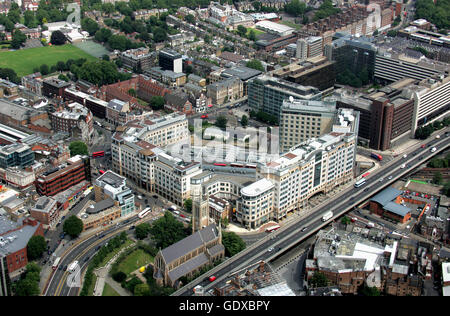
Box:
xmin=138 ymin=207 xmax=152 ymax=219
xmin=354 ymin=178 xmax=366 ymax=188
xmin=52 ymin=257 xmax=61 ymax=270
xmin=92 ymin=151 xmax=105 ymax=158
xmin=370 ymin=152 xmax=383 ymax=161
xmin=213 ymin=163 xmax=227 ymax=166
xmin=265 ymin=225 xmax=280 ymax=233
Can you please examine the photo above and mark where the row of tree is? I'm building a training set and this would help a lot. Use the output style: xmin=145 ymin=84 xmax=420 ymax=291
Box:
xmin=414 ymin=0 xmax=449 ymax=30
xmin=415 ymin=117 xmax=450 ymax=140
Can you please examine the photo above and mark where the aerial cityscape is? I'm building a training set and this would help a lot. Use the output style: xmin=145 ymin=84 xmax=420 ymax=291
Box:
xmin=0 ymin=0 xmax=449 ymax=302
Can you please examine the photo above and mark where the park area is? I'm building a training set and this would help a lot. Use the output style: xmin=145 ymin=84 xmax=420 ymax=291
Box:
xmin=0 ymin=44 xmax=97 ymax=77
xmin=116 ymin=248 xmax=154 ymax=276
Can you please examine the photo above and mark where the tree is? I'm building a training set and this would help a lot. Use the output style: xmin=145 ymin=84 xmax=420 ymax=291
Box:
xmin=27 ymin=235 xmax=47 ymax=261
xmin=40 ymin=64 xmax=50 ymax=76
xmin=63 ymin=215 xmax=84 ymax=238
xmin=433 ymin=172 xmax=443 ymax=185
xmin=361 ymin=286 xmax=381 ymax=296
xmin=134 ymin=283 xmax=150 ymax=296
xmin=69 ymin=141 xmax=89 ymax=156
xmin=237 ymin=25 xmax=247 ymax=37
xmin=241 ymin=115 xmax=248 ymax=127
xmin=11 ymin=30 xmax=27 ymax=49
xmin=247 ymin=29 xmax=257 ymax=41
xmin=14 ymin=263 xmax=41 ymax=296
xmin=24 ymin=10 xmax=38 ymax=28
xmin=222 ymin=232 xmax=245 ymax=257
xmin=285 ymin=0 xmax=306 ymax=17
xmin=184 ymin=199 xmax=192 ymax=213
xmin=215 ymin=115 xmax=227 ymax=129
xmin=310 ymin=271 xmax=328 ymax=287
xmin=50 ymin=30 xmax=67 ymax=45
xmin=246 ymin=59 xmax=264 ymax=72
xmin=112 ymin=271 xmax=127 ymax=283
xmin=185 ymin=14 xmax=195 ymax=24
xmin=0 ymin=68 xmax=20 ymax=84
xmin=149 ymin=96 xmax=165 ymax=110
xmin=135 ymin=223 xmax=151 ymax=239
xmin=81 ymin=17 xmax=100 ymax=36
xmin=95 ymin=28 xmax=113 ymax=43
xmin=341 ymin=216 xmax=350 ymax=225
xmin=149 ymin=212 xmax=188 ymax=249
xmin=153 ymin=27 xmax=167 ymax=42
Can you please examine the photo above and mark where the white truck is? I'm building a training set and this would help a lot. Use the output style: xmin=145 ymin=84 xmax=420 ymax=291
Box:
xmin=322 ymin=211 xmax=333 ymax=222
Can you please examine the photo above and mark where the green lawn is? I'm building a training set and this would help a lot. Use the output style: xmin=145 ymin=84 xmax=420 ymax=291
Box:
xmin=246 ymin=27 xmax=266 ymax=36
xmin=0 ymin=44 xmax=97 ymax=77
xmin=99 ymin=239 xmax=134 ymax=268
xmin=117 ymin=249 xmax=154 ymax=276
xmin=102 ymin=283 xmax=121 ymax=296
xmin=278 ymin=20 xmax=303 ymax=30
xmin=87 ymin=273 xmax=97 ymax=296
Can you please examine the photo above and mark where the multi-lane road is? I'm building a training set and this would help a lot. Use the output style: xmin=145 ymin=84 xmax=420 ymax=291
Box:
xmin=173 ymin=131 xmax=449 ymax=296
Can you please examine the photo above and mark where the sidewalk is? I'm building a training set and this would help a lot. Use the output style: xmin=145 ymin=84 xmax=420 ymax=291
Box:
xmin=93 ymin=243 xmax=135 ymax=296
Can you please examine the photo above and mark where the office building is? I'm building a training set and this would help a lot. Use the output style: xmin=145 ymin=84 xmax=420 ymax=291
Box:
xmin=94 ymin=170 xmax=135 ymax=217
xmin=120 ymin=47 xmax=153 ymax=72
xmin=35 ymin=155 xmax=91 ymax=197
xmin=296 ymin=38 xmax=307 ymax=61
xmin=154 ymin=153 xmax=202 ymax=207
xmin=254 ymin=127 xmax=356 ymax=222
xmin=64 ymin=88 xmax=109 ymax=119
xmin=159 ymin=49 xmax=183 ymax=73
xmin=236 ymin=178 xmax=274 ymax=229
xmin=247 ymin=75 xmax=322 ymax=118
xmin=272 ymin=56 xmax=336 ymax=91
xmin=325 ymin=34 xmax=377 ymax=80
xmin=80 ymin=198 xmax=122 ymax=231
xmin=0 ymin=143 xmax=34 ymax=169
xmin=111 ymin=113 xmax=189 ymax=191
xmin=279 ymin=98 xmax=338 ymax=153
xmin=306 ymin=36 xmax=323 ymax=59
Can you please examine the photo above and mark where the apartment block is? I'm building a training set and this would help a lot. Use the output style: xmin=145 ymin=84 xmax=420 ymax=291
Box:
xmin=30 ymin=196 xmax=59 ymax=227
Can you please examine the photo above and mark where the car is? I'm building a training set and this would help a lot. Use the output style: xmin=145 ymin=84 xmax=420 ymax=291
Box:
xmin=84 ymin=256 xmax=90 ymax=262
xmin=301 ymin=227 xmax=308 ymax=232
xmin=152 ymin=195 xmax=158 ymax=199
xmin=421 ymin=144 xmax=426 ymax=148
xmin=403 ymin=154 xmax=407 ymax=158
xmin=209 ymin=276 xmax=216 ymax=282
xmin=379 ymin=177 xmax=384 ymax=182
xmin=267 ymin=247 xmax=274 ymax=252
xmin=201 ymin=114 xmax=208 ymax=119
xmin=58 ymin=265 xmax=63 ymax=271
xmin=436 ymin=135 xmax=440 ymax=139
xmin=364 ymin=188 xmax=369 ymax=192
xmin=400 ymin=164 xmax=406 ymax=169
xmin=129 ymin=225 xmax=135 ymax=230
xmin=180 ymin=214 xmax=186 ymax=218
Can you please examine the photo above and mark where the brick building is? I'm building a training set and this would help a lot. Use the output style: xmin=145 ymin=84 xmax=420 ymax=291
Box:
xmin=0 ymin=216 xmax=44 ymax=274
xmin=369 ymin=187 xmax=412 ymax=223
xmin=30 ymin=196 xmax=59 ymax=227
xmin=35 ymin=155 xmax=91 ymax=197
xmin=42 ymin=78 xmax=71 ymax=98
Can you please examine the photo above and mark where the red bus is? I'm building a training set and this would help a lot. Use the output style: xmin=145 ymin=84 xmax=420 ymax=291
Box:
xmin=370 ymin=152 xmax=383 ymax=161
xmin=230 ymin=163 xmax=244 ymax=168
xmin=213 ymin=163 xmax=227 ymax=166
xmin=99 ymin=170 xmax=105 ymax=175
xmin=265 ymin=225 xmax=280 ymax=233
xmin=92 ymin=151 xmax=105 ymax=158
xmin=362 ymin=172 xmax=370 ymax=178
